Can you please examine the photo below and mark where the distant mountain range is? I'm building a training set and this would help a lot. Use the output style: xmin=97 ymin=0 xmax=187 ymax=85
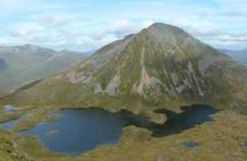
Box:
xmin=0 ymin=44 xmax=85 ymax=97
xmin=1 ymin=23 xmax=247 ymax=115
xmin=220 ymin=49 xmax=247 ymax=65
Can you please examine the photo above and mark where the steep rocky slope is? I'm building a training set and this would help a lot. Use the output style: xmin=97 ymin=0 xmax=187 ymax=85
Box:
xmin=2 ymin=23 xmax=247 ymax=114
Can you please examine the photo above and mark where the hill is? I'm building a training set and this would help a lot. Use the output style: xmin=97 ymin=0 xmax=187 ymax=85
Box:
xmin=0 ymin=44 xmax=84 ymax=97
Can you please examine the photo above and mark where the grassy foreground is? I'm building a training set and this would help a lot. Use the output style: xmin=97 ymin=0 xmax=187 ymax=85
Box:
xmin=0 ymin=110 xmax=246 ymax=161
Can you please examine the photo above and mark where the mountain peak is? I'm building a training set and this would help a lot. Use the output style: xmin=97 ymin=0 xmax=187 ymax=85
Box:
xmin=146 ymin=23 xmax=186 ymax=34
xmin=148 ymin=23 xmax=179 ymax=29
xmin=21 ymin=44 xmax=43 ymax=51
xmin=23 ymin=43 xmax=36 ymax=48
xmin=140 ymin=23 xmax=191 ymax=45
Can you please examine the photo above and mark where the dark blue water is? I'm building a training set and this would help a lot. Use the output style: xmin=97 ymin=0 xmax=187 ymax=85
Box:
xmin=149 ymin=105 xmax=218 ymax=136
xmin=0 ymin=105 xmax=218 ymax=155
xmin=20 ymin=108 xmax=127 ymax=155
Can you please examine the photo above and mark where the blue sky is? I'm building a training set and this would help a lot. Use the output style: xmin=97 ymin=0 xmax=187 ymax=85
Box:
xmin=0 ymin=0 xmax=246 ymax=51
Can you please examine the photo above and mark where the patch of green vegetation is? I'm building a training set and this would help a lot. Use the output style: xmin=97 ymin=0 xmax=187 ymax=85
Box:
xmin=0 ymin=113 xmax=20 ymax=124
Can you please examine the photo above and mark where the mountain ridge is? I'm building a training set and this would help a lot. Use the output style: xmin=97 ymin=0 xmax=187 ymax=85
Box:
xmin=0 ymin=45 xmax=85 ymax=97
xmin=221 ymin=49 xmax=247 ymax=65
xmin=1 ymin=23 xmax=247 ymax=115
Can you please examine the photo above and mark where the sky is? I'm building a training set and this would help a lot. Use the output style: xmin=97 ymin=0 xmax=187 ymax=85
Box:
xmin=0 ymin=0 xmax=246 ymax=52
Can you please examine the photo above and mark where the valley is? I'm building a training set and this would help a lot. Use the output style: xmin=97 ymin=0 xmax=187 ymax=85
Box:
xmin=221 ymin=49 xmax=247 ymax=65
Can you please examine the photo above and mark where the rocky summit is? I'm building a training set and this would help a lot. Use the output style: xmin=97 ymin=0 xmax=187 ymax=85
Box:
xmin=2 ymin=23 xmax=247 ymax=114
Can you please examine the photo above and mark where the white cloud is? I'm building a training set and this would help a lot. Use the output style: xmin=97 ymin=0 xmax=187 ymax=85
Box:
xmin=216 ymin=33 xmax=247 ymax=42
xmin=9 ymin=22 xmax=45 ymax=37
xmin=2 ymin=15 xmax=156 ymax=51
xmin=32 ymin=12 xmax=89 ymax=28
xmin=0 ymin=0 xmax=247 ymax=51
xmin=0 ymin=36 xmax=24 ymax=46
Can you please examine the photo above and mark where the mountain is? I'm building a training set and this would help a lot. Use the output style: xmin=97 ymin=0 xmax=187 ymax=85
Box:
xmin=2 ymin=23 xmax=247 ymax=115
xmin=221 ymin=49 xmax=247 ymax=65
xmin=0 ymin=58 xmax=8 ymax=70
xmin=0 ymin=44 xmax=85 ymax=97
